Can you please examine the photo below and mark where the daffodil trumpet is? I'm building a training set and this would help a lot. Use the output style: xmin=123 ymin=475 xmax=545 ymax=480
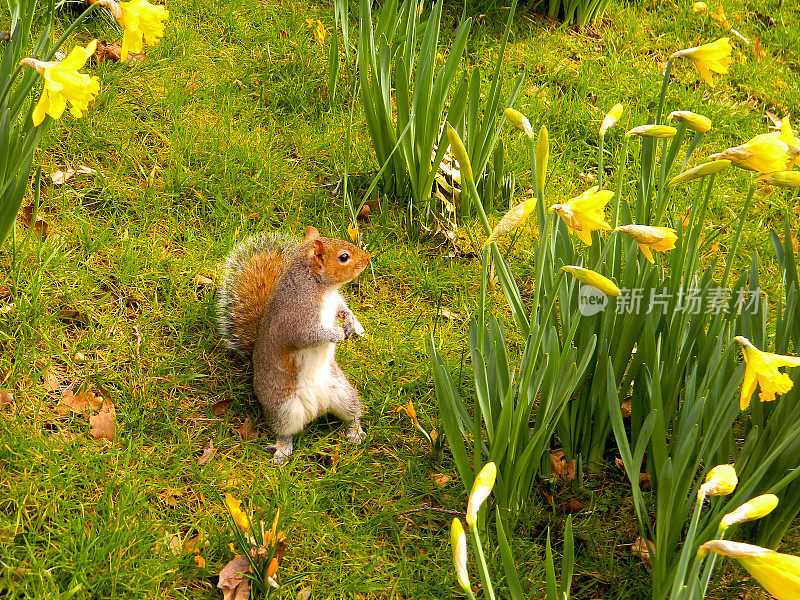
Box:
xmin=97 ymin=0 xmax=169 ymax=60
xmin=735 ymin=336 xmax=800 ymax=409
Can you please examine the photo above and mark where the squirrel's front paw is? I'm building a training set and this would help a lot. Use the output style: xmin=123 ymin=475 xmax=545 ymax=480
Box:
xmin=332 ymin=326 xmax=346 ymax=343
xmin=343 ymin=317 xmax=366 ymax=339
xmin=345 ymin=424 xmax=366 ymax=445
xmin=267 ymin=435 xmax=293 ymax=466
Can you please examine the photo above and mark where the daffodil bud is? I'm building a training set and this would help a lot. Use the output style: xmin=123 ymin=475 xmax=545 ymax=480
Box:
xmin=503 ymin=108 xmax=534 ymax=139
xmin=721 ymin=494 xmax=779 ymax=529
xmin=446 ymin=124 xmax=473 ymax=185
xmin=758 ymin=171 xmax=800 ymax=187
xmin=615 ymin=225 xmax=677 ymax=264
xmin=668 ymin=110 xmax=712 ymax=133
xmin=626 ymin=125 xmax=678 ymax=138
xmin=450 ymin=518 xmax=470 ymax=591
xmin=535 ymin=125 xmax=549 ymax=192
xmin=600 ymin=104 xmax=624 ymax=136
xmin=562 ymin=266 xmax=621 ymax=296
xmin=668 ymin=160 xmax=731 ymax=186
xmin=698 ymin=540 xmax=800 ymax=600
xmin=698 ymin=464 xmax=737 ymax=501
xmin=465 ymin=462 xmax=496 ymax=526
xmin=486 ymin=199 xmax=536 ymax=245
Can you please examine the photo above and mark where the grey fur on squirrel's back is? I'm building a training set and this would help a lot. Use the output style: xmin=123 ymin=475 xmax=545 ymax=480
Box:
xmin=217 ymin=232 xmax=300 ymax=355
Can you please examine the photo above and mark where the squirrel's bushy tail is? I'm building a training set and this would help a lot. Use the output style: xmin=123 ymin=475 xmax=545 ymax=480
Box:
xmin=217 ymin=233 xmax=299 ymax=355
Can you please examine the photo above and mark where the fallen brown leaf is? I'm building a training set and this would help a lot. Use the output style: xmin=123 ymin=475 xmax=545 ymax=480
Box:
xmin=0 ymin=284 xmax=10 ymax=301
xmin=58 ymin=308 xmax=89 ymax=326
xmin=42 ymin=368 xmax=60 ymax=392
xmin=357 ymin=204 xmax=370 ymax=221
xmin=437 ymin=308 xmax=463 ymax=322
xmin=218 ymin=554 xmax=252 ymax=600
xmin=620 ymin=398 xmax=632 ymax=418
xmin=89 ymin=401 xmax=116 ymax=442
xmin=50 ymin=165 xmax=96 ymax=185
xmin=431 ymin=473 xmax=451 ymax=488
xmin=549 ymin=449 xmax=576 ymax=483
xmin=235 ymin=417 xmax=258 ymax=442
xmin=198 ymin=440 xmax=216 ymax=466
xmin=639 ymin=472 xmax=653 ymax=489
xmin=0 ymin=390 xmax=13 ymax=409
xmin=158 ymin=488 xmax=183 ymax=506
xmin=213 ymin=398 xmax=233 ymax=417
xmin=96 ymin=41 xmax=122 ymax=62
xmin=193 ymin=274 xmax=213 ymax=286
xmin=60 ymin=389 xmax=103 ymax=413
xmin=632 ymin=537 xmax=655 ymax=568
xmin=297 ymin=588 xmax=312 ymax=600
xmin=21 ymin=206 xmax=48 ymax=239
xmin=614 ymin=457 xmax=625 ymax=470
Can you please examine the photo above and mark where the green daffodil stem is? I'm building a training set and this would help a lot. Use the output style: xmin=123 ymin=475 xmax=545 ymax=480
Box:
xmin=721 ymin=183 xmax=754 ymax=288
xmin=469 ymin=524 xmax=497 ymax=600
xmin=669 ymin=496 xmax=705 ymax=599
xmin=681 ymin=131 xmax=705 ymax=171
xmin=696 ymin=527 xmax=726 ymax=600
xmin=598 ymin=134 xmax=605 ymax=190
xmin=655 ymin=58 xmax=674 ymax=125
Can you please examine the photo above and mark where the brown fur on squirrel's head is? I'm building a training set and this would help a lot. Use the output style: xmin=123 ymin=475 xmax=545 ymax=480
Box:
xmin=304 ymin=226 xmax=370 ymax=285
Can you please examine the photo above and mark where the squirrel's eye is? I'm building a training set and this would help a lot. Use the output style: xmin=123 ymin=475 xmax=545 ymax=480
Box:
xmin=338 ymin=252 xmax=350 ymax=263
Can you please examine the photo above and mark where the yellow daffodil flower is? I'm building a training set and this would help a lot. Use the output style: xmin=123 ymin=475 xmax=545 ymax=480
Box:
xmin=625 ymin=124 xmax=678 ymax=138
xmin=778 ymin=116 xmax=800 ymax=167
xmin=305 ymin=19 xmax=328 ymax=45
xmin=99 ymin=0 xmax=168 ymax=60
xmin=615 ymin=225 xmax=678 ymax=263
xmin=550 ymin=187 xmax=613 ymax=246
xmin=446 ymin=124 xmax=473 ymax=185
xmin=670 ymin=38 xmax=733 ymax=87
xmin=536 ymin=125 xmax=548 ymax=192
xmin=504 ymin=108 xmax=534 ymax=139
xmin=486 ymin=198 xmax=536 ymax=244
xmin=721 ymin=494 xmax=779 ymax=529
xmin=562 ymin=266 xmax=620 ymax=296
xmin=668 ymin=110 xmax=713 ymax=133
xmin=735 ymin=336 xmax=800 ymax=409
xmin=698 ymin=540 xmax=800 ymax=600
xmin=668 ymin=159 xmax=731 ymax=186
xmin=600 ymin=103 xmax=624 ymax=136
xmin=20 ymin=41 xmax=100 ymax=127
xmin=450 ymin=519 xmax=470 ymax=591
xmin=465 ymin=462 xmax=496 ymax=526
xmin=698 ymin=464 xmax=737 ymax=500
xmin=224 ymin=493 xmax=250 ymax=532
xmin=759 ymin=171 xmax=800 ymax=187
xmin=691 ymin=2 xmax=707 ymax=12
xmin=347 ymin=222 xmax=359 ymax=243
xmin=711 ymin=133 xmax=795 ymax=173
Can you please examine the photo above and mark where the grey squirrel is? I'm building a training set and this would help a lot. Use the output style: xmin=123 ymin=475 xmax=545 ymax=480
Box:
xmin=217 ymin=226 xmax=371 ymax=465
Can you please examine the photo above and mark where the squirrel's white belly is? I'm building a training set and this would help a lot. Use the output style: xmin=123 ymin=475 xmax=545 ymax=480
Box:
xmin=287 ymin=291 xmax=341 ymax=428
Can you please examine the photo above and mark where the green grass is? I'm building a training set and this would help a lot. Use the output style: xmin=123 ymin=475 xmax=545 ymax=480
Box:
xmin=1 ymin=0 xmax=799 ymax=597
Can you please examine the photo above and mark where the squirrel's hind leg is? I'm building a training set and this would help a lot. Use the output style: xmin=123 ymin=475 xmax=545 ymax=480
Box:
xmin=266 ymin=434 xmax=294 ymax=466
xmin=328 ymin=362 xmax=366 ymax=445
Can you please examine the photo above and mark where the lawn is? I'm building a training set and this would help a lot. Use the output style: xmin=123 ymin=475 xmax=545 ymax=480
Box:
xmin=1 ymin=0 xmax=799 ymax=597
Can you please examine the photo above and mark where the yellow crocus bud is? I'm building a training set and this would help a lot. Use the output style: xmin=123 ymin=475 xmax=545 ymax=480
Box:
xmin=625 ymin=124 xmax=678 ymax=138
xmin=721 ymin=494 xmax=779 ymax=529
xmin=465 ymin=462 xmax=496 ymax=526
xmin=224 ymin=493 xmax=250 ymax=532
xmin=758 ymin=171 xmax=800 ymax=187
xmin=600 ymin=103 xmax=624 ymax=136
xmin=670 ymin=38 xmax=733 ymax=88
xmin=550 ymin=187 xmax=613 ymax=246
xmin=698 ymin=464 xmax=737 ymax=500
xmin=562 ymin=266 xmax=621 ymax=296
xmin=20 ymin=41 xmax=100 ymax=126
xmin=446 ymin=124 xmax=473 ymax=185
xmin=668 ymin=110 xmax=712 ymax=133
xmin=698 ymin=540 xmax=800 ymax=600
xmin=503 ymin=108 xmax=534 ymax=139
xmin=535 ymin=125 xmax=549 ymax=192
xmin=615 ymin=224 xmax=678 ymax=263
xmin=735 ymin=336 xmax=800 ymax=409
xmin=450 ymin=518 xmax=470 ymax=591
xmin=669 ymin=159 xmax=731 ymax=186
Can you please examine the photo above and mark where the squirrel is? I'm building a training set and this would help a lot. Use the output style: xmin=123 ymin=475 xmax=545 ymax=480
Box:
xmin=217 ymin=226 xmax=371 ymax=465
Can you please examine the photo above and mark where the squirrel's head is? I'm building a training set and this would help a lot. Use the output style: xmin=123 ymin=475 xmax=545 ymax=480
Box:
xmin=305 ymin=226 xmax=370 ymax=285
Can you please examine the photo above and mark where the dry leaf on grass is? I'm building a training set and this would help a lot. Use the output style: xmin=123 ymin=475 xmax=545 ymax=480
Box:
xmin=431 ymin=473 xmax=451 ymax=488
xmin=21 ymin=206 xmax=49 ymax=240
xmin=0 ymin=390 xmax=13 ymax=409
xmin=218 ymin=554 xmax=252 ymax=600
xmin=212 ymin=398 xmax=233 ymax=417
xmin=632 ymin=537 xmax=655 ymax=568
xmin=639 ymin=472 xmax=653 ymax=489
xmin=620 ymin=398 xmax=632 ymax=418
xmin=437 ymin=308 xmax=463 ymax=322
xmin=89 ymin=402 xmax=116 ymax=442
xmin=549 ymin=449 xmax=576 ymax=483
xmin=297 ymin=588 xmax=312 ymax=600
xmin=235 ymin=417 xmax=258 ymax=442
xmin=198 ymin=440 xmax=216 ymax=465
xmin=50 ymin=165 xmax=96 ymax=185
xmin=193 ymin=274 xmax=213 ymax=286
xmin=158 ymin=489 xmax=183 ymax=507
xmin=60 ymin=389 xmax=103 ymax=413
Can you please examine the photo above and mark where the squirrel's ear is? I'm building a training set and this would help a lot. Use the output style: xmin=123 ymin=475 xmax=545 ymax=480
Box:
xmin=312 ymin=239 xmax=325 ymax=267
xmin=305 ymin=226 xmax=321 ymax=241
